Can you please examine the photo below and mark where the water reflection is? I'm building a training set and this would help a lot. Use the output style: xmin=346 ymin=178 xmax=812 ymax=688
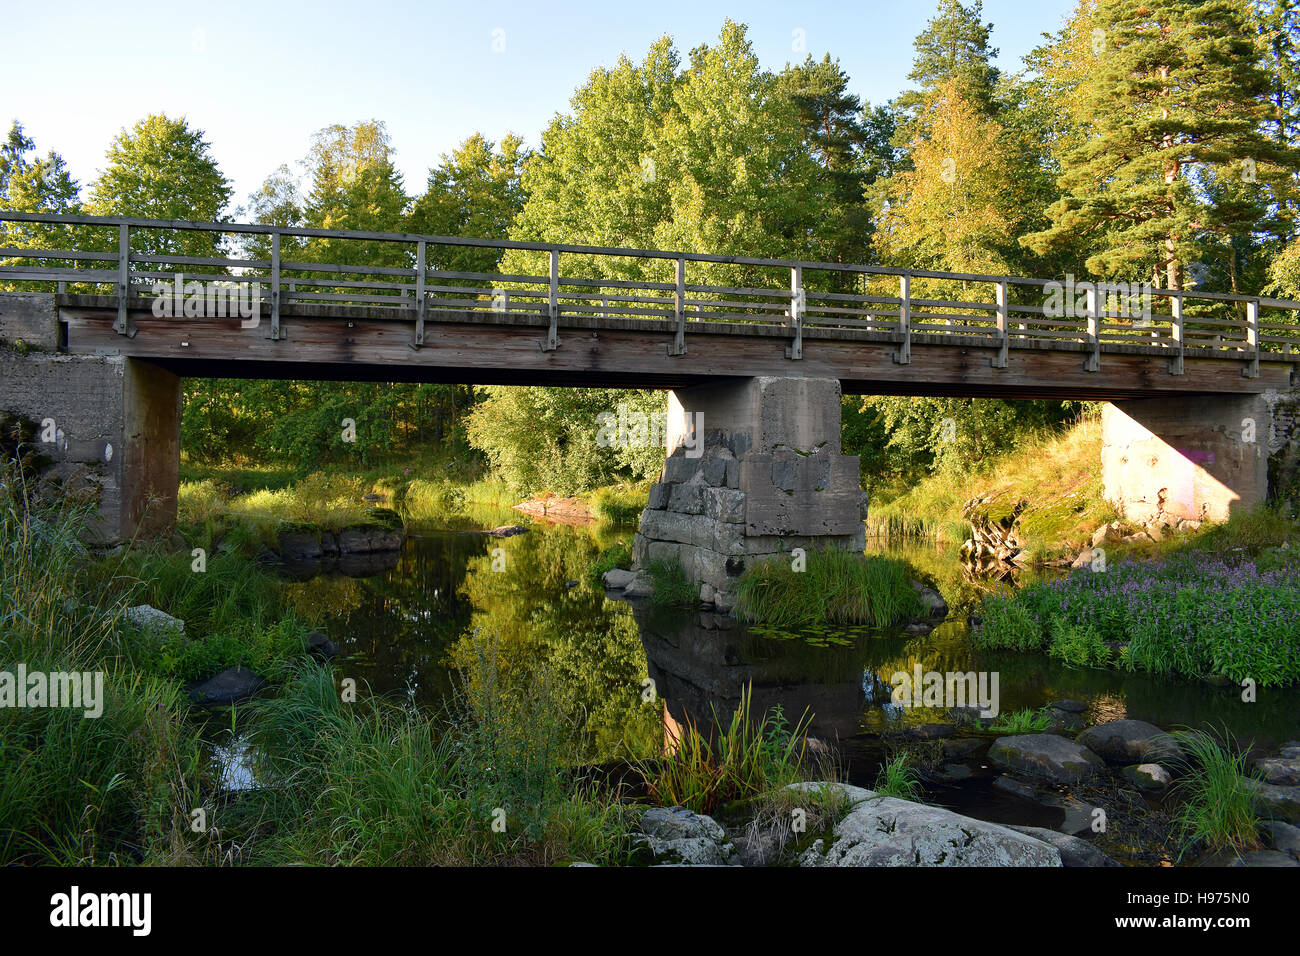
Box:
xmin=279 ymin=516 xmax=1300 ymax=773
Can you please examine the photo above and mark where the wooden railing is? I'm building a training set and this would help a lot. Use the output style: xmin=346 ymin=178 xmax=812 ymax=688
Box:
xmin=2 ymin=210 xmax=1299 ymax=375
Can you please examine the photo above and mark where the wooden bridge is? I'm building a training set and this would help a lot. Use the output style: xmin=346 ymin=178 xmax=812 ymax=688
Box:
xmin=1 ymin=211 xmax=1296 ymax=398
xmin=1 ymin=211 xmax=1297 ymax=556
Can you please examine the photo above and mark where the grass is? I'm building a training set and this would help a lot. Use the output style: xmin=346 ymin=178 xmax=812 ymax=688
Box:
xmin=236 ymin=642 xmax=636 ymax=865
xmin=646 ymin=558 xmax=698 ymax=607
xmin=634 ymin=686 xmax=811 ymax=815
xmin=735 ymin=548 xmax=923 ymax=628
xmin=588 ymin=543 xmax=633 ymax=586
xmin=1169 ymin=727 xmax=1261 ymax=860
xmin=989 ymin=707 xmax=1053 ymax=734
xmin=870 ymin=413 xmax=1119 ymax=561
xmin=589 ymin=483 xmax=649 ymax=524
xmin=873 ymin=752 xmax=924 ymax=800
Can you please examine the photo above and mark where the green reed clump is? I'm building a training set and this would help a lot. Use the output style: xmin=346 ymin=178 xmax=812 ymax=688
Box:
xmin=647 ymin=558 xmax=698 ymax=606
xmin=990 ymin=707 xmax=1053 ymax=734
xmin=0 ymin=465 xmax=212 ymax=865
xmin=873 ymin=751 xmax=924 ymax=801
xmin=1170 ymin=728 xmax=1261 ymax=860
xmin=589 ymin=484 xmax=648 ymax=524
xmin=735 ymin=549 xmax=923 ymax=628
xmin=588 ymin=543 xmax=633 ymax=586
xmin=634 ymin=685 xmax=810 ymax=815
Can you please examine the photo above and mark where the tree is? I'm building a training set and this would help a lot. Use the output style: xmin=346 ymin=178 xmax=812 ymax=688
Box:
xmin=776 ymin=55 xmax=876 ymax=272
xmin=1022 ymin=0 xmax=1300 ymax=290
xmin=0 ymin=121 xmax=81 ymax=259
xmin=872 ymin=80 xmax=1028 ymax=275
xmin=891 ymin=0 xmax=1003 ymax=153
xmin=299 ymin=120 xmax=410 ymax=268
xmin=408 ymin=133 xmax=527 ymax=275
xmin=88 ymin=114 xmax=232 ymax=262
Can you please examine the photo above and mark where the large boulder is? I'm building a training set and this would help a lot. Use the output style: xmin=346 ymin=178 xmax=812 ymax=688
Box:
xmin=798 ymin=790 xmax=1061 ymax=867
xmin=1077 ymin=719 xmax=1182 ymax=765
xmin=337 ymin=523 xmax=404 ymax=553
xmin=1006 ymin=826 xmax=1120 ymax=867
xmin=1253 ymin=754 xmax=1300 ymax=786
xmin=909 ymin=580 xmax=948 ymax=619
xmin=636 ymin=806 xmax=738 ymax=866
xmin=988 ymin=734 xmax=1104 ymax=784
xmin=1121 ymin=763 xmax=1172 ymax=791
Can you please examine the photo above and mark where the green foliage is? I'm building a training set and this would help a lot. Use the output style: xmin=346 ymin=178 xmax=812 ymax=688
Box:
xmin=1046 ymin=618 xmax=1112 ymax=668
xmin=646 ymin=558 xmax=697 ymax=607
xmin=975 ymin=596 xmax=1045 ymax=650
xmin=588 ymin=543 xmax=633 ymax=586
xmin=989 ymin=707 xmax=1053 ymax=734
xmin=735 ymin=550 xmax=922 ymax=628
xmin=873 ymin=751 xmax=924 ymax=800
xmin=589 ymin=484 xmax=648 ymax=524
xmin=1170 ymin=728 xmax=1261 ymax=859
xmin=634 ymin=685 xmax=810 ymax=815
xmin=88 ymin=114 xmax=232 ymax=261
xmin=465 ymin=387 xmax=665 ymax=496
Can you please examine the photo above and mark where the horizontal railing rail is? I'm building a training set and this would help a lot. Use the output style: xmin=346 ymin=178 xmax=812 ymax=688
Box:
xmin=2 ymin=210 xmax=1298 ymax=373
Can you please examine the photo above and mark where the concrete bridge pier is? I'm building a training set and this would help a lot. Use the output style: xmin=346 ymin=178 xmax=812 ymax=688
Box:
xmin=632 ymin=376 xmax=868 ymax=612
xmin=0 ymin=294 xmax=179 ymax=543
xmin=1102 ymin=391 xmax=1299 ymax=524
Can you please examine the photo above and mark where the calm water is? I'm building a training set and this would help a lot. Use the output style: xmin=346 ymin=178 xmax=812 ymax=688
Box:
xmin=274 ymin=507 xmax=1300 ymax=783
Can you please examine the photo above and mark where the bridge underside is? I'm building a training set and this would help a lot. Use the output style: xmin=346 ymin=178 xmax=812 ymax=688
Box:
xmin=2 ymin=293 xmax=1296 ymax=555
xmin=58 ymin=298 xmax=1294 ymax=399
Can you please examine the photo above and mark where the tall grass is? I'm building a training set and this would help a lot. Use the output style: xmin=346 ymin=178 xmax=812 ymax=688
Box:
xmin=1170 ymin=728 xmax=1261 ymax=859
xmin=0 ymin=465 xmax=212 ymax=864
xmin=634 ymin=686 xmax=811 ymax=815
xmin=735 ymin=549 xmax=923 ymax=627
xmin=237 ymin=642 xmax=634 ymax=866
xmin=873 ymin=752 xmax=924 ymax=800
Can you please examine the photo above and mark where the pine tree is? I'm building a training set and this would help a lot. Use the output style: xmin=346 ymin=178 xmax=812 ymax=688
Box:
xmin=1022 ymin=0 xmax=1300 ymax=289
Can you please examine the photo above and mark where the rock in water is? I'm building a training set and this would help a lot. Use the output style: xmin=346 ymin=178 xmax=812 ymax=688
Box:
xmin=601 ymin=568 xmax=635 ymax=589
xmin=306 ymin=631 xmax=339 ymax=661
xmin=988 ymin=734 xmax=1105 ymax=784
xmin=798 ymin=790 xmax=1061 ymax=867
xmin=1077 ymin=719 xmax=1182 ymax=765
xmin=188 ymin=666 xmax=265 ymax=708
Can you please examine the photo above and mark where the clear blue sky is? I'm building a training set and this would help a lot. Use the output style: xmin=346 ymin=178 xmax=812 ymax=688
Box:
xmin=6 ymin=0 xmax=1077 ymax=210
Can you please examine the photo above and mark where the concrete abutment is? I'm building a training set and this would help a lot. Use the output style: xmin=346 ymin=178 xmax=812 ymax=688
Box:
xmin=1 ymin=293 xmax=179 ymax=543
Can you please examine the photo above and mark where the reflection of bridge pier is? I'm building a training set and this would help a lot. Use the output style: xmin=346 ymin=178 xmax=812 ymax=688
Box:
xmin=633 ymin=603 xmax=869 ymax=746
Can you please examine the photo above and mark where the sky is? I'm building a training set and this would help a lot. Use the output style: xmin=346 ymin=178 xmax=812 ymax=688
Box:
xmin=4 ymin=0 xmax=1078 ymax=210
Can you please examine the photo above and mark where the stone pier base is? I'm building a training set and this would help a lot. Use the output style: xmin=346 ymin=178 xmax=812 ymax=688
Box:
xmin=632 ymin=376 xmax=867 ymax=612
xmin=0 ymin=294 xmax=179 ymax=543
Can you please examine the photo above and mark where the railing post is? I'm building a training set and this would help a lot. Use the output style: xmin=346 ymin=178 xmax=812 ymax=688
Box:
xmin=112 ymin=223 xmax=132 ymax=336
xmin=785 ymin=265 xmax=804 ymax=360
xmin=1169 ymin=293 xmax=1184 ymax=375
xmin=270 ymin=230 xmax=281 ymax=341
xmin=992 ymin=278 xmax=1009 ymax=368
xmin=1083 ymin=282 xmax=1100 ymax=372
xmin=1243 ymin=298 xmax=1260 ymax=379
xmin=894 ymin=273 xmax=911 ymax=365
xmin=411 ymin=239 xmax=427 ymax=350
xmin=541 ymin=248 xmax=559 ymax=351
xmin=668 ymin=256 xmax=686 ymax=356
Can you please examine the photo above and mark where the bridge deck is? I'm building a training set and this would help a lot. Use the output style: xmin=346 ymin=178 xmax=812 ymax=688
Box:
xmin=58 ymin=296 xmax=1293 ymax=399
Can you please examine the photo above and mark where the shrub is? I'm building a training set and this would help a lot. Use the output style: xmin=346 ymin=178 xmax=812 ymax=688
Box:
xmin=974 ymin=596 xmax=1044 ymax=650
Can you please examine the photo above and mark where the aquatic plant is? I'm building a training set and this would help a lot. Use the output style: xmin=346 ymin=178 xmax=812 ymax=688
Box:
xmin=1169 ymin=727 xmax=1261 ymax=859
xmin=735 ymin=549 xmax=923 ymax=628
xmin=873 ymin=752 xmax=924 ymax=801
